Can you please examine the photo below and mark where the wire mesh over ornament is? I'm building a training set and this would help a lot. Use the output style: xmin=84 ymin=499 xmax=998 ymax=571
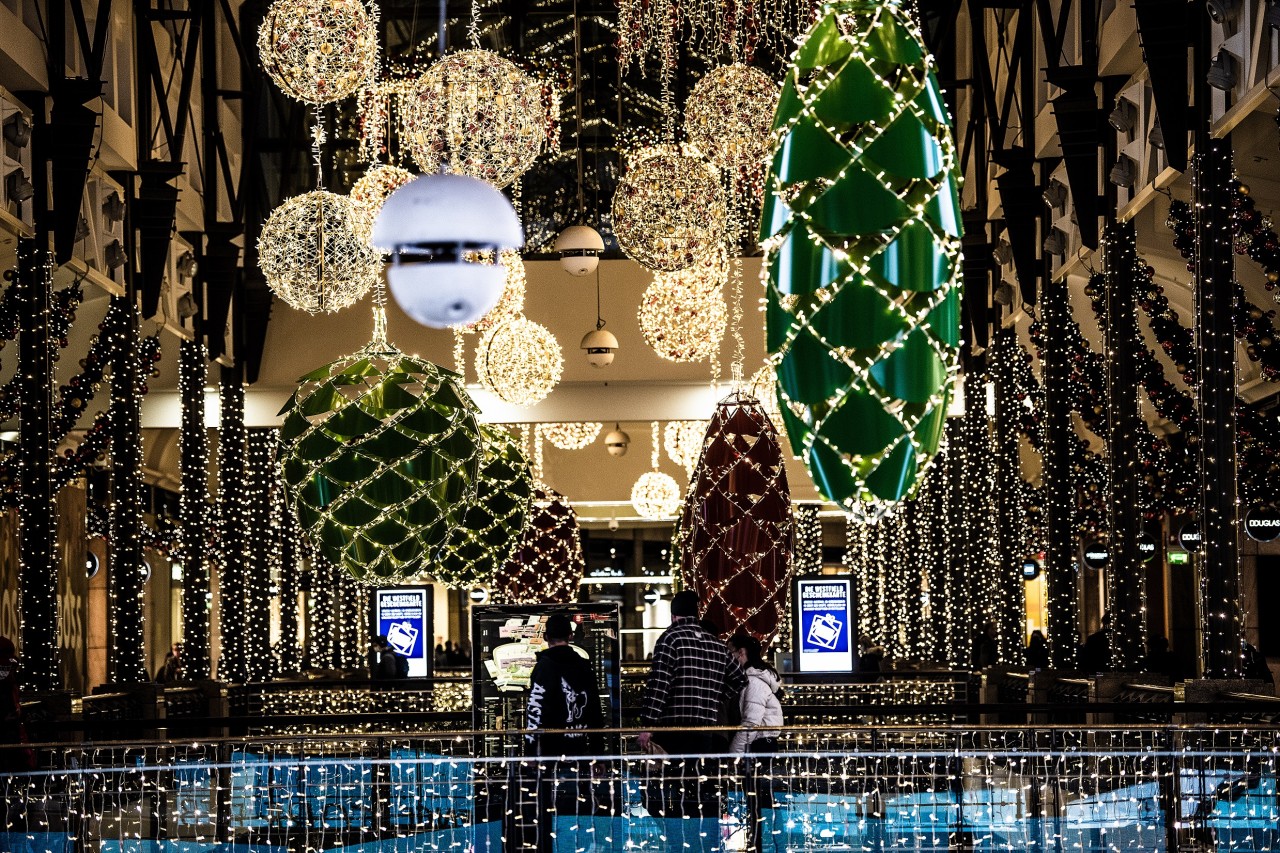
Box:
xmin=400 ymin=49 xmax=557 ymax=189
xmin=278 ymin=335 xmax=483 ymax=585
xmin=679 ymin=392 xmax=793 ymax=644
xmin=259 ymin=191 xmax=382 ymax=314
xmin=684 ymin=64 xmax=780 ymax=173
xmin=257 ymin=0 xmax=379 ymax=105
xmin=350 ymin=164 xmax=415 ymax=220
xmin=762 ymin=0 xmax=963 ymax=511
xmin=639 ymin=251 xmax=729 ymax=362
xmin=491 ymin=485 xmax=584 ymax=604
xmin=430 ymin=424 xmax=534 ymax=589
xmin=612 ymin=148 xmax=727 ymax=272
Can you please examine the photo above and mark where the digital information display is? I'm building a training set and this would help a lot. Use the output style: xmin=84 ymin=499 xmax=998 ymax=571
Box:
xmin=373 ymin=587 xmax=432 ymax=678
xmin=793 ymin=577 xmax=855 ymax=674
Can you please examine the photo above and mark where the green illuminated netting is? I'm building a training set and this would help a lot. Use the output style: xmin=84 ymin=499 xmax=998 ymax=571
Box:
xmin=278 ymin=326 xmax=483 ymax=585
xmin=761 ymin=0 xmax=963 ymax=511
xmin=430 ymin=424 xmax=534 ymax=588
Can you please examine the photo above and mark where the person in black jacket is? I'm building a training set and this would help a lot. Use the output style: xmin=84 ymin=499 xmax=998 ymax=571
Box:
xmin=524 ymin=614 xmax=604 ymax=853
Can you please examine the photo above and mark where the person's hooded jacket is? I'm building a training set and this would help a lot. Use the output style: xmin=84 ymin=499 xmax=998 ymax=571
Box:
xmin=525 ymin=644 xmax=603 ymax=756
xmin=731 ymin=665 xmax=784 ymax=753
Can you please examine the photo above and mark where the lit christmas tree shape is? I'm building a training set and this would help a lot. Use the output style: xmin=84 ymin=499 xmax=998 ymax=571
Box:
xmin=278 ymin=311 xmax=483 ymax=584
xmin=762 ymin=0 xmax=962 ymax=511
xmin=432 ymin=424 xmax=534 ymax=588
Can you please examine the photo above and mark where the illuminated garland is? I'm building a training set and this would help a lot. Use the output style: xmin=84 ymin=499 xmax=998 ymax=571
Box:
xmin=218 ymin=371 xmax=249 ymax=683
xmin=178 ymin=340 xmax=211 ymax=680
xmin=0 ymin=277 xmax=84 ymax=423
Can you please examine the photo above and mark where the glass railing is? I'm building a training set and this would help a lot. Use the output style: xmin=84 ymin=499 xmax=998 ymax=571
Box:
xmin=1 ymin=725 xmax=1278 ymax=852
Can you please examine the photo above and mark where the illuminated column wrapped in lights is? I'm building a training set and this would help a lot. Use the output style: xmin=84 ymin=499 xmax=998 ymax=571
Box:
xmin=274 ymin=469 xmax=303 ymax=674
xmin=178 ymin=340 xmax=212 ymax=680
xmin=15 ymin=239 xmax=58 ymax=690
xmin=991 ymin=330 xmax=1029 ymax=662
xmin=1193 ymin=138 xmax=1244 ymax=677
xmin=1101 ymin=221 xmax=1147 ymax=670
xmin=108 ymin=293 xmax=148 ymax=683
xmin=218 ymin=365 xmax=248 ymax=683
xmin=762 ymin=0 xmax=963 ymax=515
xmin=952 ymin=369 xmax=1001 ymax=660
xmin=1040 ymin=274 xmax=1080 ymax=668
xmin=794 ymin=504 xmax=822 ymax=575
xmin=243 ymin=430 xmax=276 ymax=682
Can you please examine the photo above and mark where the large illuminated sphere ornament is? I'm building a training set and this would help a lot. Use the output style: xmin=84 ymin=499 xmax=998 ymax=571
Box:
xmin=350 ymin=164 xmax=415 ymax=220
xmin=541 ymin=422 xmax=602 ymax=450
xmin=257 ymin=0 xmax=379 ymax=105
xmin=474 ymin=316 xmax=564 ymax=406
xmin=680 ymin=392 xmax=793 ymax=644
xmin=631 ymin=471 xmax=683 ymax=519
xmin=434 ymin=424 xmax=534 ymax=588
xmin=278 ymin=329 xmax=484 ymax=584
xmin=612 ymin=149 xmax=726 ymax=272
xmin=372 ymin=173 xmax=524 ymax=329
xmin=762 ymin=0 xmax=963 ymax=511
xmin=664 ymin=420 xmax=709 ymax=476
xmin=639 ymin=253 xmax=729 ymax=362
xmin=401 ymin=49 xmax=553 ymax=188
xmin=684 ymin=64 xmax=780 ymax=172
xmin=259 ymin=190 xmax=382 ymax=314
xmin=492 ymin=486 xmax=584 ymax=604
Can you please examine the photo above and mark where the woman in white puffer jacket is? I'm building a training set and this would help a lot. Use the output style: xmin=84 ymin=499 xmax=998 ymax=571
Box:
xmin=728 ymin=633 xmax=784 ymax=753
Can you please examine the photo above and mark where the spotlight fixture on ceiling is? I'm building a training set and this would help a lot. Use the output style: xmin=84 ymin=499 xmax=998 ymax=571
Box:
xmin=1266 ymin=0 xmax=1280 ymax=28
xmin=1044 ymin=227 xmax=1068 ymax=257
xmin=1148 ymin=121 xmax=1165 ymax=150
xmin=992 ymin=238 xmax=1013 ymax=266
xmin=1207 ymin=50 xmax=1236 ymax=90
xmin=994 ymin=280 xmax=1016 ymax=306
xmin=176 ymin=250 xmax=197 ymax=278
xmin=1108 ymin=100 xmax=1136 ymax=135
xmin=3 ymin=113 xmax=30 ymax=148
xmin=176 ymin=291 xmax=199 ymax=320
xmin=5 ymin=169 xmax=33 ymax=203
xmin=1109 ymin=155 xmax=1136 ymax=188
xmin=1043 ymin=179 xmax=1068 ymax=210
xmin=105 ymin=238 xmax=128 ymax=271
xmin=555 ymin=224 xmax=605 ymax=276
xmin=1206 ymin=0 xmax=1237 ymax=23
xmin=102 ymin=190 xmax=125 ymax=223
xmin=580 ymin=268 xmax=618 ymax=367
xmin=605 ymin=424 xmax=630 ymax=457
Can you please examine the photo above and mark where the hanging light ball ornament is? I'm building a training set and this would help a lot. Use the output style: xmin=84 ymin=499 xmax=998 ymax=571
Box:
xmin=257 ymin=0 xmax=379 ymax=105
xmin=679 ymin=391 xmax=793 ymax=644
xmin=763 ymin=0 xmax=963 ymax=511
xmin=612 ymin=148 xmax=726 ymax=272
xmin=433 ymin=424 xmax=534 ymax=589
xmin=491 ymin=486 xmax=584 ymax=604
xmin=456 ymin=249 xmax=527 ymax=333
xmin=475 ymin=316 xmax=564 ymax=406
xmin=541 ymin=422 xmax=603 ymax=450
xmin=554 ymin=224 xmax=606 ymax=276
xmin=631 ymin=471 xmax=683 ymax=519
xmin=259 ymin=190 xmax=382 ymax=314
xmin=278 ymin=322 xmax=484 ymax=585
xmin=401 ymin=49 xmax=554 ymax=188
xmin=350 ymin=164 xmax=416 ymax=220
xmin=684 ymin=64 xmax=780 ymax=172
xmin=372 ymin=173 xmax=524 ymax=329
xmin=664 ymin=420 xmax=709 ymax=475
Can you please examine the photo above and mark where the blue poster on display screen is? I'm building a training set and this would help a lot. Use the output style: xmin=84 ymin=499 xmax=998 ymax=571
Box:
xmin=794 ymin=577 xmax=855 ymax=673
xmin=375 ymin=587 xmax=432 ymax=677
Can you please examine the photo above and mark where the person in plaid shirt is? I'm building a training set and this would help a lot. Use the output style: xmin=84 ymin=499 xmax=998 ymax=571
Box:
xmin=637 ymin=590 xmax=747 ymax=754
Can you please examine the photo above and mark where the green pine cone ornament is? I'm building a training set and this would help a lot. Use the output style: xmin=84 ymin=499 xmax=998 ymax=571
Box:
xmin=278 ymin=334 xmax=483 ymax=585
xmin=761 ymin=0 xmax=962 ymax=511
xmin=432 ymin=424 xmax=535 ymax=588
